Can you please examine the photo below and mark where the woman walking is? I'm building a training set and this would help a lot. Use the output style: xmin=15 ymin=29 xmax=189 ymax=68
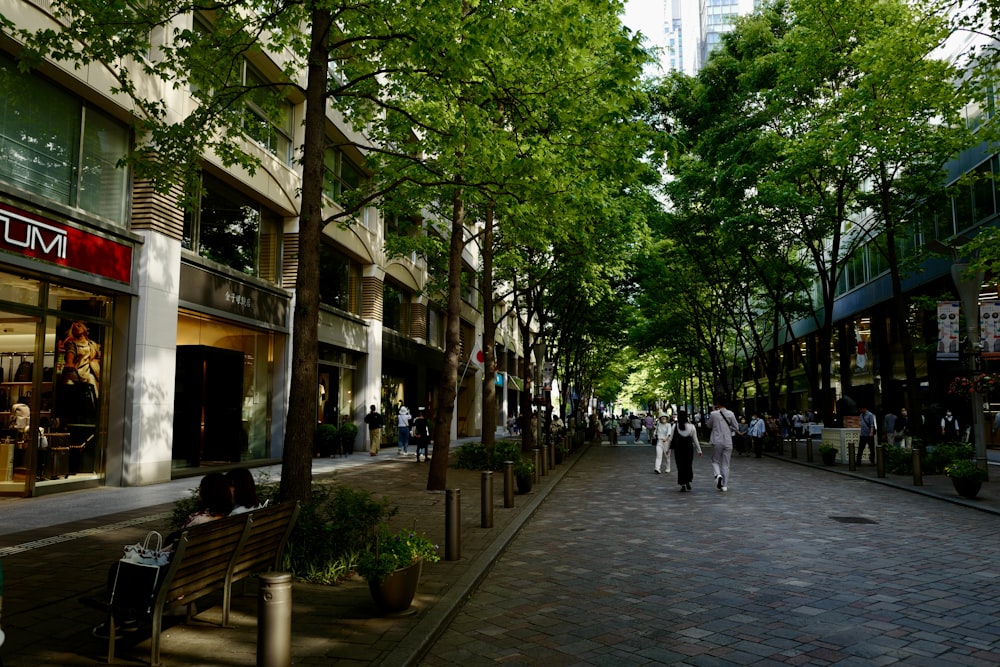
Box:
xmin=653 ymin=414 xmax=673 ymax=474
xmin=668 ymin=410 xmax=702 ymax=492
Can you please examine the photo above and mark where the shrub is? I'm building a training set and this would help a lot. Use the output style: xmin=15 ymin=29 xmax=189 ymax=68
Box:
xmin=282 ymin=482 xmax=398 ymax=584
xmin=456 ymin=439 xmax=525 ymax=472
xmin=926 ymin=443 xmax=973 ymax=475
xmin=315 ymin=424 xmax=338 ymax=456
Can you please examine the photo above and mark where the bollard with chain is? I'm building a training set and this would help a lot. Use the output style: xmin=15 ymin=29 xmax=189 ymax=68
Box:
xmin=503 ymin=461 xmax=514 ymax=508
xmin=876 ymin=444 xmax=886 ymax=478
xmin=445 ymin=489 xmax=461 ymax=561
xmin=257 ymin=572 xmax=292 ymax=667
xmin=848 ymin=441 xmax=856 ymax=472
xmin=481 ymin=471 xmax=493 ymax=528
xmin=912 ymin=448 xmax=923 ymax=486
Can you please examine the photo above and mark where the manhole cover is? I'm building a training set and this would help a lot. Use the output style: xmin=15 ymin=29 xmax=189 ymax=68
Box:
xmin=829 ymin=516 xmax=877 ymax=524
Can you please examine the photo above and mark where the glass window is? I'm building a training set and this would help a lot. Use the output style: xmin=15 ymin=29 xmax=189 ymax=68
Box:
xmin=319 ymin=244 xmax=361 ymax=314
xmin=323 ymin=146 xmax=368 ymax=203
xmin=0 ymin=56 xmax=129 ymax=225
xmin=243 ymin=66 xmax=293 ymax=164
xmin=382 ymin=282 xmax=409 ymax=335
xmin=972 ymin=160 xmax=996 ymax=224
xmin=183 ymin=173 xmax=281 ymax=282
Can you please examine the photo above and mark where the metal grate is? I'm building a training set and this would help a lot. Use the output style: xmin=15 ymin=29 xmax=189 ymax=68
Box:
xmin=829 ymin=516 xmax=877 ymax=524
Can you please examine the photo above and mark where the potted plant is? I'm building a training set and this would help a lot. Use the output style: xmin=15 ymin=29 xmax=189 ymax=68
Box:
xmin=514 ymin=457 xmax=535 ymax=494
xmin=944 ymin=459 xmax=988 ymax=499
xmin=315 ymin=424 xmax=338 ymax=457
xmin=819 ymin=444 xmax=839 ymax=465
xmin=357 ymin=525 xmax=440 ymax=614
xmin=338 ymin=421 xmax=359 ymax=455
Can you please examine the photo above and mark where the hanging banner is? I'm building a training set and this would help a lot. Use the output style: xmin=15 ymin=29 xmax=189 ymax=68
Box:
xmin=982 ymin=300 xmax=1000 ymax=359
xmin=937 ymin=301 xmax=960 ymax=361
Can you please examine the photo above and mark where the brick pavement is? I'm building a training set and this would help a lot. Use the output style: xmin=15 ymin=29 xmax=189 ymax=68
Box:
xmin=423 ymin=444 xmax=1000 ymax=666
xmin=0 ymin=439 xmax=996 ymax=666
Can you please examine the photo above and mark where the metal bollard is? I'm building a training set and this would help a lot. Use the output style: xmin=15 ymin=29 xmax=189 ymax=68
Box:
xmin=790 ymin=436 xmax=797 ymax=459
xmin=848 ymin=441 xmax=856 ymax=472
xmin=257 ymin=572 xmax=292 ymax=667
xmin=540 ymin=445 xmax=549 ymax=476
xmin=912 ymin=448 xmax=923 ymax=486
xmin=876 ymin=444 xmax=886 ymax=478
xmin=481 ymin=471 xmax=494 ymax=528
xmin=445 ymin=489 xmax=461 ymax=561
xmin=503 ymin=461 xmax=514 ymax=508
xmin=549 ymin=441 xmax=556 ymax=468
xmin=532 ymin=448 xmax=541 ymax=483
xmin=806 ymin=437 xmax=814 ymax=463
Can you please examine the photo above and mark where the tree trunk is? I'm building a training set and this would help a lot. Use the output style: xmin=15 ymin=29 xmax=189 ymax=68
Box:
xmin=427 ymin=187 xmax=465 ymax=490
xmin=279 ymin=9 xmax=331 ymax=505
xmin=481 ymin=203 xmax=497 ymax=450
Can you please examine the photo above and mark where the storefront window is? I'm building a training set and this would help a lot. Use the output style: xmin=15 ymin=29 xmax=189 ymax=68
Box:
xmin=174 ymin=311 xmax=273 ymax=467
xmin=0 ymin=274 xmax=112 ymax=495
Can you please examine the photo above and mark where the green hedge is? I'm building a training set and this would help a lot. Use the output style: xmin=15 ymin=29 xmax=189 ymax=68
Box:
xmin=456 ymin=440 xmax=524 ymax=471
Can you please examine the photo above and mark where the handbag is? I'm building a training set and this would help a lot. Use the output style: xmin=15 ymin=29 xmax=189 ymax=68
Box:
xmin=110 ymin=531 xmax=170 ymax=614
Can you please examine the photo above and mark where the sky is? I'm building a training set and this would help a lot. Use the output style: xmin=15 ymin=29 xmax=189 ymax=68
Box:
xmin=621 ymin=0 xmax=667 ymax=49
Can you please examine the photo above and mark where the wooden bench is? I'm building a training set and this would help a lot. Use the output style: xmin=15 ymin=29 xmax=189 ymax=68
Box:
xmin=97 ymin=501 xmax=300 ymax=666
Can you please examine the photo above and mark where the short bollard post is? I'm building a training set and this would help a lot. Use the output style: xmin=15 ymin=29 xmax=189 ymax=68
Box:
xmin=790 ymin=436 xmax=797 ymax=459
xmin=532 ymin=448 xmax=541 ymax=483
xmin=445 ymin=489 xmax=461 ymax=561
xmin=257 ymin=572 xmax=292 ymax=667
xmin=912 ymin=448 xmax=923 ymax=486
xmin=806 ymin=437 xmax=814 ymax=463
xmin=481 ymin=471 xmax=494 ymax=529
xmin=540 ymin=445 xmax=549 ymax=476
xmin=549 ymin=441 xmax=556 ymax=468
xmin=503 ymin=461 xmax=514 ymax=508
xmin=876 ymin=444 xmax=886 ymax=478
xmin=848 ymin=441 xmax=856 ymax=472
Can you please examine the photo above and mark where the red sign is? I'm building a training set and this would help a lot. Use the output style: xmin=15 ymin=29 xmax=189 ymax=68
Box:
xmin=0 ymin=203 xmax=132 ymax=284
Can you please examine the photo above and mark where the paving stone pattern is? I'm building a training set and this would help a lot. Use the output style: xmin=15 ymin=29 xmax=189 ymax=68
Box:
xmin=423 ymin=446 xmax=1000 ymax=666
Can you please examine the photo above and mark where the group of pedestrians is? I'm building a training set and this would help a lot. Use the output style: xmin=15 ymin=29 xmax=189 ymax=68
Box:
xmin=645 ymin=398 xmax=746 ymax=493
xmin=364 ymin=404 xmax=431 ymax=461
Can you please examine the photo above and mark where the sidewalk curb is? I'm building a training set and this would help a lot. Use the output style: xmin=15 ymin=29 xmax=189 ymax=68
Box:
xmin=769 ymin=451 xmax=999 ymax=516
xmin=385 ymin=442 xmax=591 ymax=667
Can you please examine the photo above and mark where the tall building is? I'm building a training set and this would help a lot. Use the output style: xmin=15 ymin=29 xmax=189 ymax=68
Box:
xmin=626 ymin=0 xmax=760 ymax=76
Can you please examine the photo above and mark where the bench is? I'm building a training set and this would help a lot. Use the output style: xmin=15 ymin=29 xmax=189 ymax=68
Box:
xmin=95 ymin=501 xmax=300 ymax=666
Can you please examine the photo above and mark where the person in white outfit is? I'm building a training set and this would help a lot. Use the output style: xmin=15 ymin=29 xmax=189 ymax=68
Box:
xmin=707 ymin=396 xmax=740 ymax=492
xmin=653 ymin=415 xmax=673 ymax=474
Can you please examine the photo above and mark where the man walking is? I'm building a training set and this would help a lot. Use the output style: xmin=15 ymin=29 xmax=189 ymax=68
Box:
xmin=707 ymin=396 xmax=740 ymax=492
xmin=748 ymin=412 xmax=766 ymax=459
xmin=857 ymin=405 xmax=876 ymax=465
xmin=364 ymin=404 xmax=384 ymax=456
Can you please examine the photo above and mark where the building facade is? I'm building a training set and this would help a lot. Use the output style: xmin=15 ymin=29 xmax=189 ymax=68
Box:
xmin=0 ymin=2 xmax=525 ymax=497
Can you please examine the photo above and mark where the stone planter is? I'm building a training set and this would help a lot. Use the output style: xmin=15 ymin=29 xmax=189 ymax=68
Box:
xmin=951 ymin=476 xmax=982 ymax=500
xmin=368 ymin=559 xmax=423 ymax=614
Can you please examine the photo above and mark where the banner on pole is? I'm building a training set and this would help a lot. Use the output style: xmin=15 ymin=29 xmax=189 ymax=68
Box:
xmin=937 ymin=301 xmax=960 ymax=361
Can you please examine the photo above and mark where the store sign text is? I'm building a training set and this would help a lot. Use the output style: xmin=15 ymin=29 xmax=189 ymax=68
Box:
xmin=0 ymin=202 xmax=132 ymax=284
xmin=1 ymin=213 xmax=68 ymax=259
